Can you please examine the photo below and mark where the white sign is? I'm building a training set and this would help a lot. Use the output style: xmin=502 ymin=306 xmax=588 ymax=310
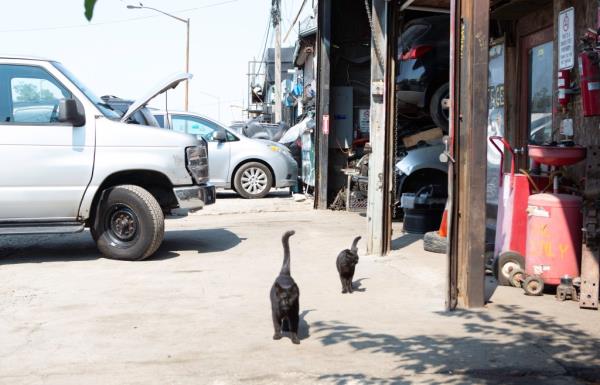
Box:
xmin=559 ymin=7 xmax=575 ymax=70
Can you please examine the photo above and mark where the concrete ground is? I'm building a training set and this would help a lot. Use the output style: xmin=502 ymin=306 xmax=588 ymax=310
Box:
xmin=1 ymin=192 xmax=599 ymax=385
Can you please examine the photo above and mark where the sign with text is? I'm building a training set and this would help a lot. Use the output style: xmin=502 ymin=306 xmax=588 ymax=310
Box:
xmin=559 ymin=7 xmax=575 ymax=70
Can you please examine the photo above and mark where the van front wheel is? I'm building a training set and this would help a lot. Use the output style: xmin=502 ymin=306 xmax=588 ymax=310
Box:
xmin=93 ymin=185 xmax=164 ymax=261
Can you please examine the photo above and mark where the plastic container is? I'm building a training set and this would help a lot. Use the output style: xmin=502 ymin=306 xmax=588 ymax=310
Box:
xmin=525 ymin=193 xmax=583 ymax=285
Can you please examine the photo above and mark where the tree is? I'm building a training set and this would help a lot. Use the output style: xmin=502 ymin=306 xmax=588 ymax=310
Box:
xmin=13 ymin=83 xmax=39 ymax=102
xmin=84 ymin=0 xmax=98 ymax=21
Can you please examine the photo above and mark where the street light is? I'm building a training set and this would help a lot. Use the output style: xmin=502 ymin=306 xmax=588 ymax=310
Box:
xmin=127 ymin=3 xmax=190 ymax=111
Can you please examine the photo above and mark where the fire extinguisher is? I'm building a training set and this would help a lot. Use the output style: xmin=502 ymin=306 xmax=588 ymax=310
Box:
xmin=579 ymin=51 xmax=600 ymax=116
xmin=558 ymin=69 xmax=572 ymax=108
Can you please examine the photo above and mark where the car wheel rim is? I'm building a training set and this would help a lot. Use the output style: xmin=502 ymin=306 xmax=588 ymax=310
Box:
xmin=106 ymin=204 xmax=139 ymax=245
xmin=241 ymin=167 xmax=268 ymax=195
xmin=501 ymin=261 xmax=520 ymax=279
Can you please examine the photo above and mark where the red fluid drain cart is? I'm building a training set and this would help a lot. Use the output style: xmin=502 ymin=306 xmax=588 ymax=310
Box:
xmin=489 ymin=137 xmax=549 ymax=286
xmin=517 ymin=144 xmax=587 ymax=296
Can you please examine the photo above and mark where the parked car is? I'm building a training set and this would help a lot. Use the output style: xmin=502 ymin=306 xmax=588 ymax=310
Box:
xmin=396 ymin=15 xmax=450 ymax=132
xmin=0 ymin=57 xmax=215 ymax=260
xmin=152 ymin=111 xmax=298 ymax=199
xmin=394 ymin=141 xmax=448 ymax=225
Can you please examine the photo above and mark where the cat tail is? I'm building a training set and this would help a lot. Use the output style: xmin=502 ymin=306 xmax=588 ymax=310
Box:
xmin=280 ymin=230 xmax=296 ymax=276
xmin=351 ymin=236 xmax=362 ymax=253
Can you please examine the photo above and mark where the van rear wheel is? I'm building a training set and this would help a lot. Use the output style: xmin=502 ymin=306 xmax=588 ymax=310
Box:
xmin=93 ymin=185 xmax=164 ymax=261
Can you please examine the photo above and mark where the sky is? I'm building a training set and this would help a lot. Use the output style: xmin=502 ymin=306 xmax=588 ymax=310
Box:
xmin=0 ymin=0 xmax=313 ymax=123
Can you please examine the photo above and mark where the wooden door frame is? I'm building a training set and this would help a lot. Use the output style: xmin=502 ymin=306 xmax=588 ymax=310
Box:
xmin=517 ymin=26 xmax=554 ymax=166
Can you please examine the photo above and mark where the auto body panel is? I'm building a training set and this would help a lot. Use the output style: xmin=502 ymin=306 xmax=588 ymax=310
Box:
xmin=121 ymin=72 xmax=192 ymax=123
xmin=78 ymin=118 xmax=198 ymax=218
xmin=0 ymin=59 xmax=97 ymax=221
xmin=395 ymin=143 xmax=447 ymax=176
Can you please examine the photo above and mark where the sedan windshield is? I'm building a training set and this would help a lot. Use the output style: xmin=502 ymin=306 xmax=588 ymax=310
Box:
xmin=52 ymin=61 xmax=120 ymax=119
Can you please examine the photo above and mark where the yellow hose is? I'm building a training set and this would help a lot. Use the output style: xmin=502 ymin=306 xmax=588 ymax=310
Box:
xmin=519 ymin=169 xmax=540 ymax=194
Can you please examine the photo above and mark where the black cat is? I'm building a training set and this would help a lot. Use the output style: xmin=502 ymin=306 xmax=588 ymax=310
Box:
xmin=270 ymin=230 xmax=301 ymax=344
xmin=336 ymin=236 xmax=361 ymax=294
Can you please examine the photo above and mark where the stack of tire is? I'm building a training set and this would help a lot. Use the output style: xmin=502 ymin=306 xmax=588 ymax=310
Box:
xmin=402 ymin=186 xmax=445 ymax=235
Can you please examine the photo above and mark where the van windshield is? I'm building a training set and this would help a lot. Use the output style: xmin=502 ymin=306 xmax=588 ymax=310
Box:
xmin=52 ymin=61 xmax=120 ymax=120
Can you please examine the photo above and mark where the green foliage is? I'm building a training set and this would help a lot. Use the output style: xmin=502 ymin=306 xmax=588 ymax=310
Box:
xmin=13 ymin=83 xmax=39 ymax=102
xmin=84 ymin=0 xmax=98 ymax=21
xmin=13 ymin=83 xmax=57 ymax=102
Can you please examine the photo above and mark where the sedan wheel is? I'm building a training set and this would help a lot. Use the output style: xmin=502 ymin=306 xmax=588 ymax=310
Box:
xmin=234 ymin=162 xmax=273 ymax=199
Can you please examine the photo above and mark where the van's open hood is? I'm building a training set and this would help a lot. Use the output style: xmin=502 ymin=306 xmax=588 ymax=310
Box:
xmin=120 ymin=72 xmax=192 ymax=123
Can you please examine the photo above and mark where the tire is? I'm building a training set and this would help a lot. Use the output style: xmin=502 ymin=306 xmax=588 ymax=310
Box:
xmin=523 ymin=275 xmax=544 ymax=296
xmin=508 ymin=268 xmax=525 ymax=288
xmin=429 ymin=82 xmax=449 ymax=133
xmin=494 ymin=251 xmax=525 ymax=286
xmin=423 ymin=231 xmax=447 ymax=254
xmin=234 ymin=162 xmax=273 ymax=199
xmin=93 ymin=185 xmax=164 ymax=261
xmin=403 ymin=207 xmax=444 ymax=234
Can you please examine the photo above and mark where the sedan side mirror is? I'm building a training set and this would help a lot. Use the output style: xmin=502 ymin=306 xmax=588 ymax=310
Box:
xmin=212 ymin=130 xmax=227 ymax=142
xmin=58 ymin=99 xmax=86 ymax=127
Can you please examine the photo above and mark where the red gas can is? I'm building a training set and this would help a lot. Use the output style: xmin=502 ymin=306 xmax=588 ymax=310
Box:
xmin=525 ymin=193 xmax=582 ymax=285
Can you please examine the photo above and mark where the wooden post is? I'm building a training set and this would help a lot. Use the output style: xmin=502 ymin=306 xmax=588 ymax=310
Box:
xmin=314 ymin=0 xmax=331 ymax=210
xmin=446 ymin=0 xmax=461 ymax=310
xmin=366 ymin=0 xmax=388 ymax=256
xmin=454 ymin=0 xmax=490 ymax=308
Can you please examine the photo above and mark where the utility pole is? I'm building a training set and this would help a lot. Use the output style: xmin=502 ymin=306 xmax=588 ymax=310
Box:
xmin=272 ymin=0 xmax=282 ymax=123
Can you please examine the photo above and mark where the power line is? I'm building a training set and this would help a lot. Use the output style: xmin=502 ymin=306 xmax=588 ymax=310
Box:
xmin=0 ymin=0 xmax=239 ymax=34
xmin=284 ymin=0 xmax=308 ymax=42
xmin=254 ymin=9 xmax=273 ymax=81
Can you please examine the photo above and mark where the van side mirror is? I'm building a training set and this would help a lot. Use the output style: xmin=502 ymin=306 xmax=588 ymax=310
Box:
xmin=212 ymin=130 xmax=227 ymax=142
xmin=58 ymin=99 xmax=86 ymax=127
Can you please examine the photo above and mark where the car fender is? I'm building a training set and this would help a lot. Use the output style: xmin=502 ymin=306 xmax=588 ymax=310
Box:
xmin=396 ymin=143 xmax=447 ymax=176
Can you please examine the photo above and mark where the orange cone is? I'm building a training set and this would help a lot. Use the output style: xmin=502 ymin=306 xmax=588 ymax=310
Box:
xmin=438 ymin=201 xmax=449 ymax=238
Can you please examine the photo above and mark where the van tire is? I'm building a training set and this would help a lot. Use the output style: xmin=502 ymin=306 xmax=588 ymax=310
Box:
xmin=93 ymin=185 xmax=164 ymax=261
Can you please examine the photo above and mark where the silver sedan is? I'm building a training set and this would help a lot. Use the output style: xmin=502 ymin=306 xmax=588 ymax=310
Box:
xmin=152 ymin=111 xmax=298 ymax=198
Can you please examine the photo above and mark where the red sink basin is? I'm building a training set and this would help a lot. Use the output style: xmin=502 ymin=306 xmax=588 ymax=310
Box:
xmin=528 ymin=145 xmax=587 ymax=166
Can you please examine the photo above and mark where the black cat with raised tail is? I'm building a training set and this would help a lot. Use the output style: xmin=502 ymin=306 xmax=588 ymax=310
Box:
xmin=336 ymin=236 xmax=361 ymax=294
xmin=270 ymin=230 xmax=301 ymax=344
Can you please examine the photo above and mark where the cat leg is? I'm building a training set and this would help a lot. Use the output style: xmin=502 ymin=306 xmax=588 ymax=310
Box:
xmin=340 ymin=275 xmax=347 ymax=294
xmin=348 ymin=277 xmax=354 ymax=293
xmin=289 ymin=314 xmax=300 ymax=344
xmin=272 ymin=311 xmax=282 ymax=340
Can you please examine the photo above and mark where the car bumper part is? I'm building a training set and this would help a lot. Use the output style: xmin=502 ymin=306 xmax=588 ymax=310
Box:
xmin=274 ymin=154 xmax=299 ymax=188
xmin=173 ymin=184 xmax=216 ymax=212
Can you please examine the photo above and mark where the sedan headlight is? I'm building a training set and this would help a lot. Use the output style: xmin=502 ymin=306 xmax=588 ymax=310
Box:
xmin=186 ymin=143 xmax=209 ymax=184
xmin=267 ymin=143 xmax=291 ymax=154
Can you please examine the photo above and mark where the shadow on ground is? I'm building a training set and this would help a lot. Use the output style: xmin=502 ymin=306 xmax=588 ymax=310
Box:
xmin=0 ymin=228 xmax=242 ymax=264
xmin=314 ymin=305 xmax=600 ymax=385
xmin=391 ymin=233 xmax=423 ymax=250
xmin=216 ymin=190 xmax=291 ymax=199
